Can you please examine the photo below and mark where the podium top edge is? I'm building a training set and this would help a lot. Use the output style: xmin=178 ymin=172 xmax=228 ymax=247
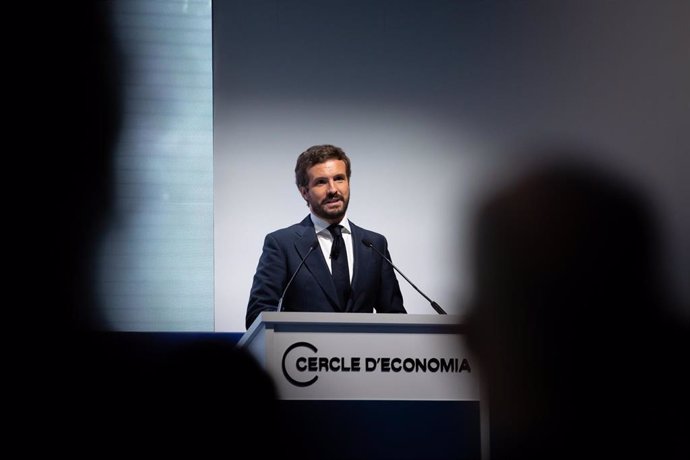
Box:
xmin=259 ymin=312 xmax=463 ymax=325
xmin=238 ymin=312 xmax=466 ymax=347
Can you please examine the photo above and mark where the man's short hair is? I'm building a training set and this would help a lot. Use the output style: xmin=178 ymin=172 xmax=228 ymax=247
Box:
xmin=295 ymin=144 xmax=352 ymax=188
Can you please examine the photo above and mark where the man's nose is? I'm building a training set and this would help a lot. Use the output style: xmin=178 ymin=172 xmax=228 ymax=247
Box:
xmin=327 ymin=180 xmax=338 ymax=194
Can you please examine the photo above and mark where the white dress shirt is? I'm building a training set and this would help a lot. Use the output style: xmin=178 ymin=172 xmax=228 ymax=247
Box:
xmin=310 ymin=213 xmax=354 ymax=283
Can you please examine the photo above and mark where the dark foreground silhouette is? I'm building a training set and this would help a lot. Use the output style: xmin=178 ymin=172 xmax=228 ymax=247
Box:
xmin=50 ymin=4 xmax=279 ymax=455
xmin=464 ymin=154 xmax=688 ymax=459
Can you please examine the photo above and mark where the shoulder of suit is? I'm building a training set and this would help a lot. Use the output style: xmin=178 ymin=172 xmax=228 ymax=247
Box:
xmin=266 ymin=216 xmax=313 ymax=238
xmin=349 ymin=221 xmax=387 ymax=243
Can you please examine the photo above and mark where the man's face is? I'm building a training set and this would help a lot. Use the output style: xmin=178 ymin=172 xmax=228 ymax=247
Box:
xmin=300 ymin=159 xmax=350 ymax=224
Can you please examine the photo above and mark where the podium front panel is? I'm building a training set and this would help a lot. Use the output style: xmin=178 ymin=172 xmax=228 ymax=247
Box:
xmin=239 ymin=312 xmax=486 ymax=459
xmin=240 ymin=312 xmax=481 ymax=401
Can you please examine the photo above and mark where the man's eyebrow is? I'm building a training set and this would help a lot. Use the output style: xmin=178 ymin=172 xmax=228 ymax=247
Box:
xmin=312 ymin=173 xmax=343 ymax=181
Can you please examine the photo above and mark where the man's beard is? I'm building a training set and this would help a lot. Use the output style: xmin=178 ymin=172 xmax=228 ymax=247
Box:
xmin=313 ymin=194 xmax=349 ymax=221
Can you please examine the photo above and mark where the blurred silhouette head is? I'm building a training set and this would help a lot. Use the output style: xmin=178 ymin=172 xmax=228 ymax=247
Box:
xmin=61 ymin=1 xmax=120 ymax=332
xmin=464 ymin=148 xmax=681 ymax=458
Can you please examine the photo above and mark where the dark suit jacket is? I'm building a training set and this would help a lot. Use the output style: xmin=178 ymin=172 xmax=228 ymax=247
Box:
xmin=246 ymin=216 xmax=406 ymax=328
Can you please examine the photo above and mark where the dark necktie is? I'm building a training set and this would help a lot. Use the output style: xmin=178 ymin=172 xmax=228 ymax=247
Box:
xmin=327 ymin=224 xmax=351 ymax=310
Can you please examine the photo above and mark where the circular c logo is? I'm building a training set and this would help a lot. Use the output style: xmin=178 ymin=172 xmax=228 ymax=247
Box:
xmin=282 ymin=341 xmax=318 ymax=387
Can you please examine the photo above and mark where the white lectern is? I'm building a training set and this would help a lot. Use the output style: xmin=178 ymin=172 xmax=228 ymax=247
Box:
xmin=238 ymin=312 xmax=485 ymax=460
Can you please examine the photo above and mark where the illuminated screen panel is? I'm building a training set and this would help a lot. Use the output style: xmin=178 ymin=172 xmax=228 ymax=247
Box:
xmin=97 ymin=0 xmax=214 ymax=331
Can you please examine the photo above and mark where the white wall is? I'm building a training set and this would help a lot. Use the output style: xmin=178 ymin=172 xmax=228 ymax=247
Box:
xmin=214 ymin=0 xmax=690 ymax=331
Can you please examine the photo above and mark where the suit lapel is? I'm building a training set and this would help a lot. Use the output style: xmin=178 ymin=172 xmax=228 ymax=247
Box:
xmin=348 ymin=221 xmax=370 ymax=310
xmin=294 ymin=216 xmax=342 ymax=311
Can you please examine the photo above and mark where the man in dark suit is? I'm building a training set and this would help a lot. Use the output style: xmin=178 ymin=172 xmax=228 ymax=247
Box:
xmin=246 ymin=144 xmax=406 ymax=329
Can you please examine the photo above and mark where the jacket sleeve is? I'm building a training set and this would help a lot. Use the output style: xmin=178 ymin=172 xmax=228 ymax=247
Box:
xmin=246 ymin=234 xmax=288 ymax=329
xmin=376 ymin=237 xmax=407 ymax=314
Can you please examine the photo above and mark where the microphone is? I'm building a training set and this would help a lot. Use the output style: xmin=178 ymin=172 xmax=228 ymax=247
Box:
xmin=362 ymin=238 xmax=447 ymax=315
xmin=278 ymin=242 xmax=319 ymax=312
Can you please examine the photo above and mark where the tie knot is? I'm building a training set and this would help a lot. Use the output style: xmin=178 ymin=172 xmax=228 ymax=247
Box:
xmin=328 ymin=224 xmax=343 ymax=238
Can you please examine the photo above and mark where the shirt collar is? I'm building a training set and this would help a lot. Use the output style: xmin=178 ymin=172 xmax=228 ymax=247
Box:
xmin=310 ymin=213 xmax=351 ymax=235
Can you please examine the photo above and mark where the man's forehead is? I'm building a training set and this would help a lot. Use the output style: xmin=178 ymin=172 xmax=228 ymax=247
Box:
xmin=307 ymin=159 xmax=347 ymax=177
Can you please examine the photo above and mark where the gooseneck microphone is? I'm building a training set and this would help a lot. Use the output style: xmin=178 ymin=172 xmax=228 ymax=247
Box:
xmin=278 ymin=242 xmax=319 ymax=312
xmin=362 ymin=238 xmax=447 ymax=315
